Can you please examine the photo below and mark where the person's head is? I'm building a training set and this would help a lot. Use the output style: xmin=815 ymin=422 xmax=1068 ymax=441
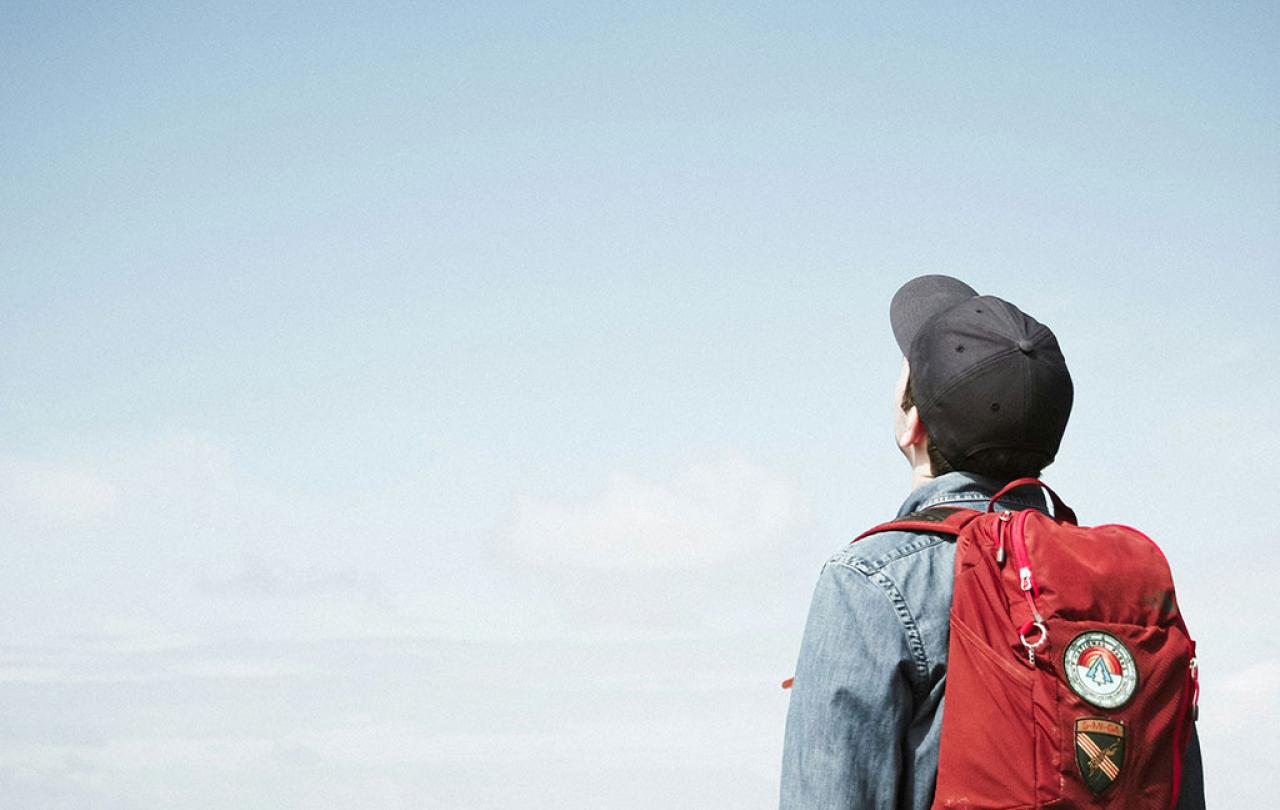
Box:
xmin=889 ymin=275 xmax=1073 ymax=484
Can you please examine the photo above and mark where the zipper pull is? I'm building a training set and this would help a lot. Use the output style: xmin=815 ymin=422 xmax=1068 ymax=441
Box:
xmin=1019 ymin=566 xmax=1033 ymax=591
xmin=1190 ymin=657 xmax=1200 ymax=721
xmin=995 ymin=512 xmax=1010 ymax=564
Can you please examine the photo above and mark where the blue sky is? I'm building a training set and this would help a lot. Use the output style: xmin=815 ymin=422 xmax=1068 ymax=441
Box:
xmin=2 ymin=2 xmax=1277 ymax=807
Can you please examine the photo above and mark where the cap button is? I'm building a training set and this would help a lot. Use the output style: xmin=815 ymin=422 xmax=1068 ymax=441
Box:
xmin=1017 ymin=339 xmax=1034 ymax=354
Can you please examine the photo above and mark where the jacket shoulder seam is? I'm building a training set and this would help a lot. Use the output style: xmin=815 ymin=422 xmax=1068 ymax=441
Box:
xmin=826 ymin=557 xmax=932 ymax=699
xmin=833 ymin=530 xmax=949 ymax=574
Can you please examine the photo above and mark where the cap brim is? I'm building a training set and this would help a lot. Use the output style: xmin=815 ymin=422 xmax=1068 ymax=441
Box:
xmin=889 ymin=275 xmax=979 ymax=356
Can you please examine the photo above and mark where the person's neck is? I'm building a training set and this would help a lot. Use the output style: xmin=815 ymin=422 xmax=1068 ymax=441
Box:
xmin=909 ymin=459 xmax=935 ymax=491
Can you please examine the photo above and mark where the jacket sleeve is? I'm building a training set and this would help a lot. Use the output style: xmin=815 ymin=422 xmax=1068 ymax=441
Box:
xmin=1174 ymin=724 xmax=1205 ymax=810
xmin=779 ymin=559 xmax=915 ymax=809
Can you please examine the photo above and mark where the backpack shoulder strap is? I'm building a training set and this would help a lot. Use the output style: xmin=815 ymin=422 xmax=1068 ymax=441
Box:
xmin=852 ymin=506 xmax=983 ymax=543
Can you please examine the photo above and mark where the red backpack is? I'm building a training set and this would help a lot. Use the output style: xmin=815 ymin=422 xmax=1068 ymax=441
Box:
xmin=854 ymin=478 xmax=1199 ymax=809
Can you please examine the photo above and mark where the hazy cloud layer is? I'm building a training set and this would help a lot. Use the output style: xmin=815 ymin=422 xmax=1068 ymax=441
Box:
xmin=499 ymin=454 xmax=819 ymax=639
xmin=0 ymin=461 xmax=117 ymax=528
xmin=507 ymin=453 xmax=809 ymax=570
xmin=0 ymin=636 xmax=791 ymax=810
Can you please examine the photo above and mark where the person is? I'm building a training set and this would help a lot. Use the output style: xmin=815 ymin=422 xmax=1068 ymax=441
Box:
xmin=778 ymin=275 xmax=1204 ymax=809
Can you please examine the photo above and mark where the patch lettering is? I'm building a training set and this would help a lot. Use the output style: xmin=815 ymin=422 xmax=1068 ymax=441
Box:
xmin=1063 ymin=631 xmax=1138 ymax=709
xmin=1075 ymin=717 xmax=1125 ymax=795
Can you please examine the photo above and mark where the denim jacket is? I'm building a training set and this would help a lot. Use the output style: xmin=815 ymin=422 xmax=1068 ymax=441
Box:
xmin=779 ymin=472 xmax=1204 ymax=809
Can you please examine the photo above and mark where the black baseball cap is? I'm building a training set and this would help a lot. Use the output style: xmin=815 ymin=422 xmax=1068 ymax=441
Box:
xmin=890 ymin=275 xmax=1073 ymax=471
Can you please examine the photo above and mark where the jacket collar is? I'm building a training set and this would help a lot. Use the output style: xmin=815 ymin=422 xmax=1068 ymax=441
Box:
xmin=895 ymin=471 xmax=1049 ymax=518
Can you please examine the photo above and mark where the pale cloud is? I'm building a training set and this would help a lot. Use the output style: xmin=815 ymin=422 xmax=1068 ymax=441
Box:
xmin=506 ymin=453 xmax=809 ymax=571
xmin=0 ymin=432 xmax=420 ymax=645
xmin=197 ymin=554 xmax=389 ymax=608
xmin=1220 ymin=659 xmax=1280 ymax=699
xmin=0 ymin=460 xmax=117 ymax=527
xmin=199 ymin=554 xmax=284 ymax=598
xmin=1 ymin=430 xmax=247 ymax=541
xmin=1209 ymin=658 xmax=1280 ymax=734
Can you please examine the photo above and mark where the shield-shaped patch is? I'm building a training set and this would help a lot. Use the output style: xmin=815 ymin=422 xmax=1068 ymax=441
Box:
xmin=1075 ymin=717 xmax=1125 ymax=795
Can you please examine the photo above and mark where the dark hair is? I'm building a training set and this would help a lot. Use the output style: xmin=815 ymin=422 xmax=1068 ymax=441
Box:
xmin=901 ymin=376 xmax=1043 ymax=481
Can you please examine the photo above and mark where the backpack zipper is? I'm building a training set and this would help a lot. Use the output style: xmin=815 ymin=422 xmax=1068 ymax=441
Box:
xmin=1010 ymin=509 xmax=1039 ymax=597
xmin=1008 ymin=510 xmax=1047 ymax=666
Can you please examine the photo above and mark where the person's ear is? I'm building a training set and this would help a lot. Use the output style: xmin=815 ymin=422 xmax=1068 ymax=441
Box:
xmin=898 ymin=404 xmax=927 ymax=450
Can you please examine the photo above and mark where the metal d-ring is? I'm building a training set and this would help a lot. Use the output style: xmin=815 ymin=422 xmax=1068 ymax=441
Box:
xmin=1020 ymin=621 xmax=1048 ymax=666
xmin=1020 ymin=621 xmax=1048 ymax=650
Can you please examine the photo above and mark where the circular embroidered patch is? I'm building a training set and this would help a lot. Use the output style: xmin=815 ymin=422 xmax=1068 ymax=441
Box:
xmin=1063 ymin=631 xmax=1138 ymax=709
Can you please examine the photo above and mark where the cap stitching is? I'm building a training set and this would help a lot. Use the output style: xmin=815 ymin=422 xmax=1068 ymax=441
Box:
xmin=915 ymin=320 xmax=1054 ymax=412
xmin=917 ymin=344 xmax=1024 ymax=411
